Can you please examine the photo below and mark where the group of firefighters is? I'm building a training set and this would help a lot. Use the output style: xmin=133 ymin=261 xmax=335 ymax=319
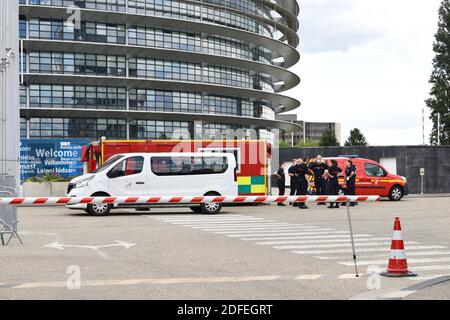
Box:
xmin=274 ymin=155 xmax=357 ymax=209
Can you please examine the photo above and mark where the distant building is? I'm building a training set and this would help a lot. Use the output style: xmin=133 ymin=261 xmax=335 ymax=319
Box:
xmin=17 ymin=0 xmax=301 ymax=142
xmin=276 ymin=114 xmax=341 ymax=146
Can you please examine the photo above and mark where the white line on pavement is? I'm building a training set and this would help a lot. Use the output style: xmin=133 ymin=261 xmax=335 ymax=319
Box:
xmin=257 ymin=238 xmax=391 ymax=246
xmin=205 ymin=227 xmax=331 ymax=233
xmin=157 ymin=216 xmax=259 ymax=222
xmin=293 ymin=245 xmax=446 ymax=255
xmin=240 ymin=234 xmax=373 ymax=241
xmin=189 ymin=224 xmax=314 ymax=229
xmin=339 ymin=257 xmax=450 ymax=266
xmin=178 ymin=221 xmax=284 ymax=227
xmin=274 ymin=242 xmax=402 ymax=250
xmin=226 ymin=231 xmax=348 ymax=237
xmin=315 ymin=250 xmax=450 ymax=260
xmin=168 ymin=219 xmax=272 ymax=225
xmin=408 ymin=265 xmax=450 ymax=271
xmin=9 ymin=273 xmax=369 ymax=290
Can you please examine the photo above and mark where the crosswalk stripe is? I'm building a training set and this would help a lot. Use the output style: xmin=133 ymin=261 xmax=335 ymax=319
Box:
xmin=158 ymin=215 xmax=252 ymax=221
xmin=410 ymin=265 xmax=450 ymax=271
xmin=161 ymin=218 xmax=266 ymax=223
xmin=339 ymin=257 xmax=450 ymax=266
xmin=189 ymin=224 xmax=313 ymax=229
xmin=240 ymin=234 xmax=373 ymax=241
xmin=316 ymin=250 xmax=450 ymax=260
xmin=227 ymin=231 xmax=351 ymax=237
xmin=204 ymin=227 xmax=329 ymax=233
xmin=293 ymin=245 xmax=446 ymax=255
xmin=178 ymin=221 xmax=282 ymax=227
xmin=274 ymin=242 xmax=403 ymax=250
xmin=257 ymin=238 xmax=391 ymax=246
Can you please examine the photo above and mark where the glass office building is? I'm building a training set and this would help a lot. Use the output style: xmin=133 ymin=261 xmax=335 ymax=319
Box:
xmin=18 ymin=0 xmax=300 ymax=141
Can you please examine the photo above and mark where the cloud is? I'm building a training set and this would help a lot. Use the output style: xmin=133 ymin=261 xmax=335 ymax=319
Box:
xmin=284 ymin=0 xmax=442 ymax=146
xmin=300 ymin=0 xmax=385 ymax=53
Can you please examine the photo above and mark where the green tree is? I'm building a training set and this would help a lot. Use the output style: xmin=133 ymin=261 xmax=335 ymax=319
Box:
xmin=426 ymin=0 xmax=450 ymax=145
xmin=345 ymin=128 xmax=368 ymax=146
xmin=319 ymin=129 xmax=339 ymax=146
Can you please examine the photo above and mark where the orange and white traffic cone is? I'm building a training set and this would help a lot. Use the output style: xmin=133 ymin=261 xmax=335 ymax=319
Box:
xmin=381 ymin=217 xmax=417 ymax=277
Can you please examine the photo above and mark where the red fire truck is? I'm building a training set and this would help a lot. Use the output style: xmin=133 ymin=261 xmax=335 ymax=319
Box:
xmin=81 ymin=139 xmax=272 ymax=196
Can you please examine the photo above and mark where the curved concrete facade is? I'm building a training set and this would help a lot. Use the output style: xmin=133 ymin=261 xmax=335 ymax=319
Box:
xmin=18 ymin=0 xmax=301 ymax=141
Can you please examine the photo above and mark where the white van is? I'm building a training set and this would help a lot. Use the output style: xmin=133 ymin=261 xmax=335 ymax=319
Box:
xmin=67 ymin=152 xmax=238 ymax=216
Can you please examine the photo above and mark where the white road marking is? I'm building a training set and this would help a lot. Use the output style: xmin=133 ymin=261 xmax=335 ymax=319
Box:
xmin=408 ymin=265 xmax=450 ymax=271
xmin=339 ymin=257 xmax=450 ymax=266
xmin=257 ymin=238 xmax=391 ymax=246
xmin=10 ymin=273 xmax=367 ymax=289
xmin=226 ymin=231 xmax=350 ymax=237
xmin=295 ymin=275 xmax=322 ymax=280
xmin=315 ymin=251 xmax=450 ymax=260
xmin=190 ymin=224 xmax=314 ymax=229
xmin=240 ymin=234 xmax=373 ymax=241
xmin=158 ymin=216 xmax=260 ymax=222
xmin=188 ymin=222 xmax=318 ymax=229
xmin=206 ymin=227 xmax=332 ymax=233
xmin=169 ymin=219 xmax=272 ymax=225
xmin=338 ymin=274 xmax=363 ymax=279
xmin=20 ymin=231 xmax=57 ymax=236
xmin=293 ymin=245 xmax=446 ymax=255
xmin=274 ymin=242 xmax=401 ymax=250
xmin=44 ymin=241 xmax=136 ymax=259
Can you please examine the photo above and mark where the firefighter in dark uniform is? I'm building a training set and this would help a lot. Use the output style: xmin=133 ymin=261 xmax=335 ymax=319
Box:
xmin=288 ymin=160 xmax=299 ymax=206
xmin=327 ymin=159 xmax=342 ymax=209
xmin=308 ymin=155 xmax=329 ymax=205
xmin=296 ymin=158 xmax=309 ymax=209
xmin=274 ymin=163 xmax=286 ymax=206
xmin=345 ymin=160 xmax=357 ymax=206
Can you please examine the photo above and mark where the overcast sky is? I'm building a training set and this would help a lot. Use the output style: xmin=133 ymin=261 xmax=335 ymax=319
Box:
xmin=284 ymin=0 xmax=442 ymax=145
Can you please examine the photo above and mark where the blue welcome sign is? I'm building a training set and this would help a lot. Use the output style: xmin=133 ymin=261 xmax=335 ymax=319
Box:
xmin=20 ymin=139 xmax=89 ymax=181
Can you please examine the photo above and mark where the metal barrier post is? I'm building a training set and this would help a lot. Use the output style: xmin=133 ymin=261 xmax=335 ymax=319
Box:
xmin=0 ymin=176 xmax=22 ymax=246
xmin=346 ymin=200 xmax=359 ymax=277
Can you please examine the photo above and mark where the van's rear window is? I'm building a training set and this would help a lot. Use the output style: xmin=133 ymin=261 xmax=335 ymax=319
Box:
xmin=151 ymin=156 xmax=228 ymax=176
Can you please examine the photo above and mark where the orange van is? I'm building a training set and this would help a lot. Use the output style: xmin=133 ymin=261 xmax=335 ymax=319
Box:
xmin=322 ymin=157 xmax=409 ymax=201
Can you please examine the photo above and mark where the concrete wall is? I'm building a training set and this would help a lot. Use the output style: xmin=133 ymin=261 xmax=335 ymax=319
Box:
xmin=22 ymin=182 xmax=68 ymax=197
xmin=279 ymin=146 xmax=450 ymax=194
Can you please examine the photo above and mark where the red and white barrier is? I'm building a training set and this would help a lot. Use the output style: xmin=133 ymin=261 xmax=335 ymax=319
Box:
xmin=0 ymin=195 xmax=380 ymax=206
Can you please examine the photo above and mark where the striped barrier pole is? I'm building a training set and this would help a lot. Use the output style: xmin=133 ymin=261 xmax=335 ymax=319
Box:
xmin=0 ymin=195 xmax=380 ymax=206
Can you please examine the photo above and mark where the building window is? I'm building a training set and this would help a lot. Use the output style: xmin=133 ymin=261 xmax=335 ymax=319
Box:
xmin=20 ymin=118 xmax=27 ymax=138
xmin=29 ymin=84 xmax=126 ymax=110
xmin=129 ymin=89 xmax=202 ymax=113
xmin=129 ymin=120 xmax=192 ymax=140
xmin=28 ymin=52 xmax=126 ymax=76
xmin=29 ymin=117 xmax=127 ymax=139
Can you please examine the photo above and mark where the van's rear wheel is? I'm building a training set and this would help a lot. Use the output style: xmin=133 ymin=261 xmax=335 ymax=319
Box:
xmin=189 ymin=206 xmax=202 ymax=213
xmin=389 ymin=186 xmax=404 ymax=201
xmin=201 ymin=192 xmax=222 ymax=214
xmin=87 ymin=203 xmax=113 ymax=216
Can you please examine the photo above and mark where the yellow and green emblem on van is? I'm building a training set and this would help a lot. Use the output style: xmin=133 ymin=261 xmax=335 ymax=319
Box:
xmin=237 ymin=176 xmax=266 ymax=194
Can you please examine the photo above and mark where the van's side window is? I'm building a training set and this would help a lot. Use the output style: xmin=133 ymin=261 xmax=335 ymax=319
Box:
xmin=151 ymin=156 xmax=228 ymax=176
xmin=365 ymin=163 xmax=385 ymax=177
xmin=107 ymin=156 xmax=144 ymax=178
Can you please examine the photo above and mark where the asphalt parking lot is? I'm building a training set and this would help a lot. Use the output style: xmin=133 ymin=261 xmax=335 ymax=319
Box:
xmin=1 ymin=196 xmax=449 ymax=300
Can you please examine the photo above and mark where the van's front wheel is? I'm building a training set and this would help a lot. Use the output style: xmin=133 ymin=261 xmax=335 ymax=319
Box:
xmin=87 ymin=203 xmax=113 ymax=216
xmin=388 ymin=186 xmax=404 ymax=201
